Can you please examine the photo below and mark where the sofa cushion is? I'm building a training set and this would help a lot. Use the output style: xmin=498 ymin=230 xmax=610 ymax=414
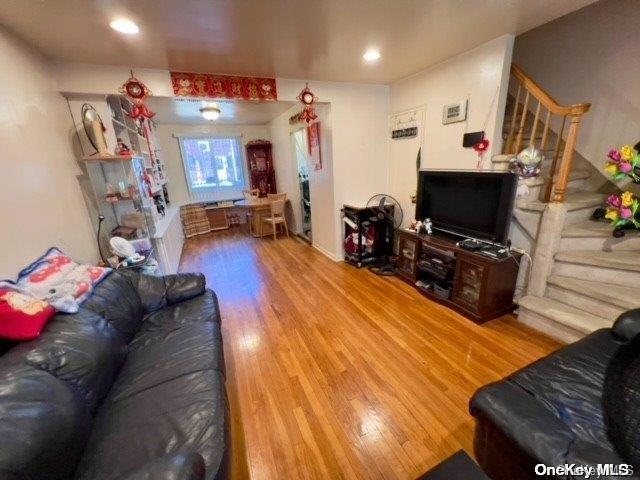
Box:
xmin=81 ymin=271 xmax=144 ymax=342
xmin=142 ymin=289 xmax=221 ymax=330
xmin=74 ymin=288 xmax=227 ymax=480
xmin=75 ymin=369 xmax=228 ymax=480
xmin=1 ymin=309 xmax=127 ymax=413
xmin=106 ymin=320 xmax=224 ymax=403
xmin=0 ymin=363 xmax=92 ymax=480
xmin=507 ymin=329 xmax=623 ymax=447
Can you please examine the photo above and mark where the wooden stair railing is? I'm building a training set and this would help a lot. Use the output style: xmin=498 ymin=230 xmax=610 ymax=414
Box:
xmin=503 ymin=64 xmax=591 ymax=202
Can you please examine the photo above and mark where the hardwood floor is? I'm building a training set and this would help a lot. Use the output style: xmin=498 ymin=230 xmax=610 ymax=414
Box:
xmin=179 ymin=229 xmax=561 ymax=480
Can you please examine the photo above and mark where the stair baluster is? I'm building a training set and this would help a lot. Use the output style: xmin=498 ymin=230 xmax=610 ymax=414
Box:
xmin=503 ymin=64 xmax=590 ymax=203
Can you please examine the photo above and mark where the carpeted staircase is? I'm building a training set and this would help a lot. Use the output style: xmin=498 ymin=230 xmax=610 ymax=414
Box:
xmin=491 ymin=87 xmax=638 ymax=343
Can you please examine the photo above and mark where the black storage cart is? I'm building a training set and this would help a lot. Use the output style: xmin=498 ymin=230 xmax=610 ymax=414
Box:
xmin=341 ymin=204 xmax=388 ymax=268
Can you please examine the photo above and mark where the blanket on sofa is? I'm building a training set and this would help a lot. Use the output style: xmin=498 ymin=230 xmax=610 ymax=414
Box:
xmin=0 ymin=247 xmax=111 ymax=313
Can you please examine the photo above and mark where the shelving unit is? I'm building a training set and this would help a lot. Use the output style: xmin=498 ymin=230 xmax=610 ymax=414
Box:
xmin=105 ymin=95 xmax=170 ymax=207
xmin=66 ymin=92 xmax=184 ymax=274
xmin=83 ymin=155 xmax=158 ymax=268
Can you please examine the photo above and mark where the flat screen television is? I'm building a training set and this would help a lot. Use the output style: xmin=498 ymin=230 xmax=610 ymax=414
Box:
xmin=415 ymin=170 xmax=518 ymax=245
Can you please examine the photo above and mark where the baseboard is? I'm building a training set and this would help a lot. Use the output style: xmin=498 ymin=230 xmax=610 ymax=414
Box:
xmin=312 ymin=243 xmax=342 ymax=262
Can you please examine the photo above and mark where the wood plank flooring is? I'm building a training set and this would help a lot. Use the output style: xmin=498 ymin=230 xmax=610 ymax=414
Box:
xmin=179 ymin=229 xmax=561 ymax=480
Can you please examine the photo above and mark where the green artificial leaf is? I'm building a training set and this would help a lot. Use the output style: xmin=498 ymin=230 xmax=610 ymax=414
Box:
xmin=613 ymin=218 xmax=628 ymax=228
xmin=614 ymin=173 xmax=628 ymax=181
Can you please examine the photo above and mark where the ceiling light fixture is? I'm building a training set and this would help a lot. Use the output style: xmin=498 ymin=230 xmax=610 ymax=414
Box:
xmin=110 ymin=18 xmax=139 ymax=35
xmin=199 ymin=105 xmax=221 ymax=121
xmin=363 ymin=48 xmax=381 ymax=62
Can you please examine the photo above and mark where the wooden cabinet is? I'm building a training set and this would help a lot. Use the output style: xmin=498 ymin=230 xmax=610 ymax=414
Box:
xmin=397 ymin=234 xmax=420 ymax=282
xmin=245 ymin=140 xmax=276 ymax=196
xmin=395 ymin=230 xmax=520 ymax=323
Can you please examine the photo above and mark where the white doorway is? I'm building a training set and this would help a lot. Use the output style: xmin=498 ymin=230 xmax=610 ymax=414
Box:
xmin=291 ymin=128 xmax=312 ymax=241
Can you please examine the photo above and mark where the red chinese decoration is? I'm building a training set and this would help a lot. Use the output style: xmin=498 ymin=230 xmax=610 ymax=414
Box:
xmin=171 ymin=72 xmax=277 ymax=101
xmin=297 ymin=83 xmax=318 ymax=124
xmin=474 ymin=138 xmax=490 ymax=169
xmin=119 ymin=71 xmax=155 ymax=119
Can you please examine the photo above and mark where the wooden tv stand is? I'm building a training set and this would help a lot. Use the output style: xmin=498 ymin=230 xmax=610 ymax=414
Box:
xmin=396 ymin=229 xmax=521 ymax=323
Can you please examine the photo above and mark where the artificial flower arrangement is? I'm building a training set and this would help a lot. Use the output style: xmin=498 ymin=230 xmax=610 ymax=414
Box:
xmin=604 ymin=144 xmax=640 ymax=182
xmin=605 ymin=191 xmax=640 ymax=230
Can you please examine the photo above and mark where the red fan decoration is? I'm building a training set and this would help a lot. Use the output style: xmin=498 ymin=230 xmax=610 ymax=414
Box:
xmin=119 ymin=71 xmax=155 ymax=119
xmin=297 ymin=83 xmax=318 ymax=124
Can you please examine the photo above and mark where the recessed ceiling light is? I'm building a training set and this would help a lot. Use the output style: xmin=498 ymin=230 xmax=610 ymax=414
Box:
xmin=363 ymin=49 xmax=381 ymax=62
xmin=110 ymin=18 xmax=139 ymax=35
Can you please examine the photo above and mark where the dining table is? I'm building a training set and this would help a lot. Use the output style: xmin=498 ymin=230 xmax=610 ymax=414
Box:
xmin=234 ymin=197 xmax=291 ymax=238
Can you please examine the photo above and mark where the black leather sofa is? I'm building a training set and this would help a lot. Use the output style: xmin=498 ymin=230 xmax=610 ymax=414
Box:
xmin=470 ymin=309 xmax=640 ymax=480
xmin=0 ymin=270 xmax=229 ymax=480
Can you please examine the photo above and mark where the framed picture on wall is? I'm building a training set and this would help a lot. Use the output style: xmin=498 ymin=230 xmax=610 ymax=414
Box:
xmin=442 ymin=100 xmax=467 ymax=125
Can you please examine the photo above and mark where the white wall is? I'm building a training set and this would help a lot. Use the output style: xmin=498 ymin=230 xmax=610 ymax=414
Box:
xmin=0 ymin=28 xmax=97 ymax=278
xmin=390 ymin=35 xmax=514 ymax=171
xmin=155 ymin=123 xmax=269 ymax=206
xmin=513 ymin=0 xmax=640 ymax=171
xmin=276 ymin=79 xmax=389 ymax=259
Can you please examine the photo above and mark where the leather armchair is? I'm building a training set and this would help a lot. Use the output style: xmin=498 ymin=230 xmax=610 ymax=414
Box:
xmin=612 ymin=308 xmax=640 ymax=342
xmin=470 ymin=309 xmax=640 ymax=480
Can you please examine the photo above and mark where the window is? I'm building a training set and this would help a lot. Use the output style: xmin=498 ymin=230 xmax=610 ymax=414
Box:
xmin=178 ymin=136 xmax=246 ymax=200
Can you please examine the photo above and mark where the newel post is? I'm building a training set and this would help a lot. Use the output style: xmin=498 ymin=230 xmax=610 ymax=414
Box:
xmin=552 ymin=115 xmax=583 ymax=203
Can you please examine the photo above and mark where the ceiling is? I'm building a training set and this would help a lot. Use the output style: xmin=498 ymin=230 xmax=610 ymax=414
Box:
xmin=0 ymin=0 xmax=596 ymax=84
xmin=146 ymin=97 xmax=298 ymax=125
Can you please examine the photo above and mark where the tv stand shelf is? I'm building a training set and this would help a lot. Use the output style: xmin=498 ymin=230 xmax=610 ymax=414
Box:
xmin=396 ymin=229 xmax=521 ymax=323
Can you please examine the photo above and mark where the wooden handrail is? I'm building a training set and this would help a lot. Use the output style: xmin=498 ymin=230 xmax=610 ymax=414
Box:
xmin=504 ymin=64 xmax=591 ymax=203
xmin=511 ymin=64 xmax=591 ymax=117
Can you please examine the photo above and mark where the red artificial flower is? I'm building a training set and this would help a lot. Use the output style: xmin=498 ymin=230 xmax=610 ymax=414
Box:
xmin=473 ymin=139 xmax=490 ymax=152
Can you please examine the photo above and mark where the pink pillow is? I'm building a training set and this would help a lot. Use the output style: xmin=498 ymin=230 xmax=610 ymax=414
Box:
xmin=0 ymin=289 xmax=55 ymax=341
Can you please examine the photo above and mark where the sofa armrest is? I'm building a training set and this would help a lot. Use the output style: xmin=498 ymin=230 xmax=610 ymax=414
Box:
xmin=612 ymin=308 xmax=640 ymax=342
xmin=116 ymin=452 xmax=205 ymax=480
xmin=164 ymin=273 xmax=206 ymax=305
xmin=470 ymin=382 xmax=575 ymax=467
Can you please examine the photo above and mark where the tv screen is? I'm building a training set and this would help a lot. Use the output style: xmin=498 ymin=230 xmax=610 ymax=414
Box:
xmin=415 ymin=170 xmax=517 ymax=244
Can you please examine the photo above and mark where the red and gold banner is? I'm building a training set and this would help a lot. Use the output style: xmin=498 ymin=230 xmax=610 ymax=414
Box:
xmin=171 ymin=72 xmax=277 ymax=101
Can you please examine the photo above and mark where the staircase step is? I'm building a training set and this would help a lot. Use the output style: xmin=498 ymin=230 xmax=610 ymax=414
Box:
xmin=517 ymin=295 xmax=611 ymax=342
xmin=563 ymin=220 xmax=612 ymax=238
xmin=525 ymin=169 xmax=590 ymax=187
xmin=553 ymin=250 xmax=640 ymax=287
xmin=547 ymin=275 xmax=638 ymax=313
xmin=517 ymin=192 xmax=605 ymax=213
xmin=555 ymin=250 xmax=640 ymax=272
xmin=560 ymin=221 xmax=640 ymax=251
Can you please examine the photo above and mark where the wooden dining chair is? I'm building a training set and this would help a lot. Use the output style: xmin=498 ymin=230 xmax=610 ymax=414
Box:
xmin=243 ymin=189 xmax=260 ymax=199
xmin=261 ymin=199 xmax=289 ymax=240
xmin=242 ymin=189 xmax=261 ymax=234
